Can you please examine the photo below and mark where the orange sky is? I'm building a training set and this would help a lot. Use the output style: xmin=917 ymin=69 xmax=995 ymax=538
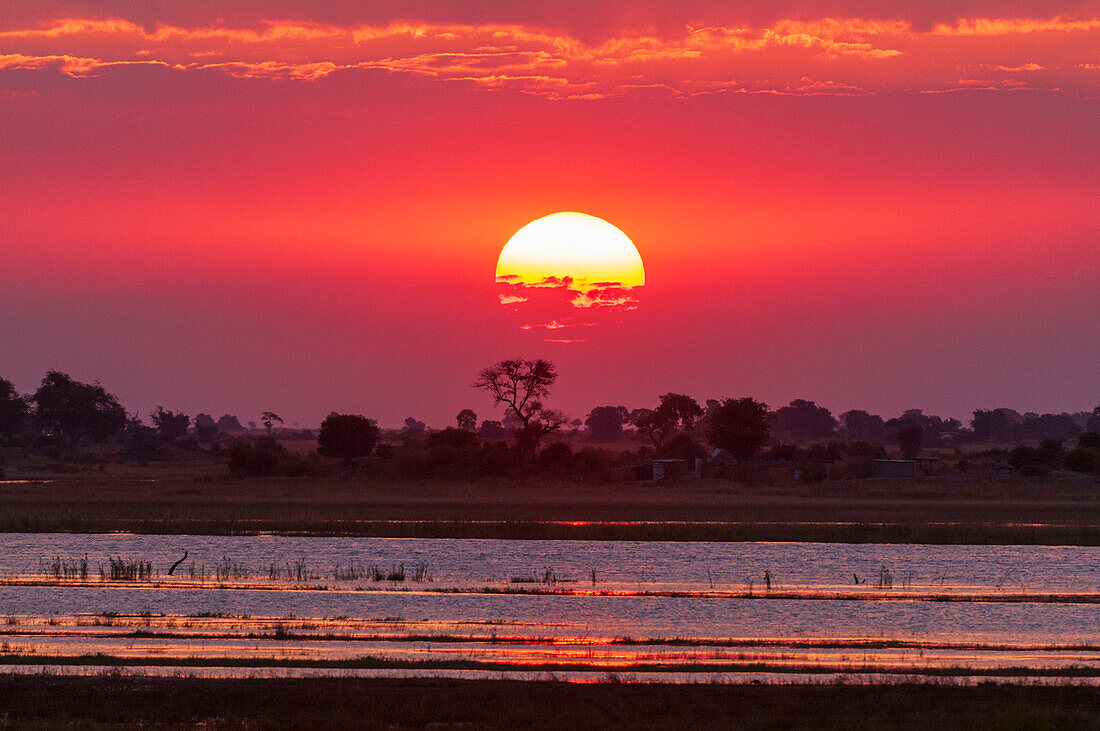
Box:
xmin=1 ymin=1 xmax=1098 ymax=427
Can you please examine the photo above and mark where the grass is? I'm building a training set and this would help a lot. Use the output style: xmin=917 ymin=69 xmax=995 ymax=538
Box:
xmin=9 ymin=626 xmax=1092 ymax=653
xmin=1 ymin=652 xmax=1099 ymax=678
xmin=0 ymin=465 xmax=1097 ymax=543
xmin=0 ymin=675 xmax=1097 ymax=729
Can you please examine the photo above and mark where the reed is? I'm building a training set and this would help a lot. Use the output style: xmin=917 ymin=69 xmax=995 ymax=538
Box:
xmin=215 ymin=556 xmax=248 ymax=581
xmin=372 ymin=564 xmax=405 ymax=581
xmin=510 ymin=566 xmax=557 ymax=584
xmin=878 ymin=565 xmax=893 ymax=589
xmin=332 ymin=562 xmax=367 ymax=581
xmin=106 ymin=557 xmax=153 ymax=581
xmin=42 ymin=555 xmax=90 ymax=580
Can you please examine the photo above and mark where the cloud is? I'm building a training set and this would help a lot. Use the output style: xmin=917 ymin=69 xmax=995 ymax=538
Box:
xmin=931 ymin=17 xmax=1100 ymax=36
xmin=520 ymin=319 xmax=596 ymax=331
xmin=0 ymin=52 xmax=177 ymax=76
xmin=994 ymin=63 xmax=1045 ymax=72
xmin=497 ymin=275 xmax=643 ymax=339
xmin=1 ymin=14 xmax=1098 ymax=96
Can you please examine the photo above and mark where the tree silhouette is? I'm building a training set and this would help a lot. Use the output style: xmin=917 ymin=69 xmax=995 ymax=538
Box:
xmin=474 ymin=359 xmax=565 ymax=459
xmin=840 ymin=409 xmax=886 ymax=442
xmin=1088 ymin=406 xmax=1100 ymax=434
xmin=151 ymin=406 xmax=190 ymax=440
xmin=261 ymin=411 xmax=283 ymax=435
xmin=971 ymin=408 xmax=1020 ymax=442
xmin=660 ymin=393 xmax=704 ymax=431
xmin=772 ymin=399 xmax=837 ymax=443
xmin=216 ymin=414 xmax=245 ymax=432
xmin=478 ymin=420 xmax=507 ymax=440
xmin=456 ymin=409 xmax=477 ymax=431
xmin=0 ymin=378 xmax=28 ymax=439
xmin=32 ymin=371 xmax=127 ymax=448
xmin=897 ymin=422 xmax=923 ymax=459
xmin=401 ymin=417 xmax=427 ymax=442
xmin=706 ymin=397 xmax=770 ymax=462
xmin=318 ymin=414 xmax=379 ymax=463
xmin=193 ymin=413 xmax=217 ymax=442
xmin=631 ymin=393 xmax=702 ymax=448
xmin=585 ymin=406 xmax=628 ymax=442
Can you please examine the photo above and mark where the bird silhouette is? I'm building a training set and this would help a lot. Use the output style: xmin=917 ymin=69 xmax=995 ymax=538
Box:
xmin=168 ymin=550 xmax=189 ymax=576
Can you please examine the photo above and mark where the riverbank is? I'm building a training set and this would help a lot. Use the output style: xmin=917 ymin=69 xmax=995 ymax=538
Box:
xmin=2 ymin=468 xmax=1097 ymax=543
xmin=1 ymin=675 xmax=1097 ymax=728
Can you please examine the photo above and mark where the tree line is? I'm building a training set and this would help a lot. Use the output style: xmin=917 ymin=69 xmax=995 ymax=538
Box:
xmin=2 ymin=365 xmax=1098 ymax=480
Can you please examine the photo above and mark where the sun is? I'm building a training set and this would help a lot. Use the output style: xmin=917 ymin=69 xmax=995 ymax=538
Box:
xmin=495 ymin=212 xmax=645 ymax=341
xmin=496 ymin=212 xmax=644 ymax=290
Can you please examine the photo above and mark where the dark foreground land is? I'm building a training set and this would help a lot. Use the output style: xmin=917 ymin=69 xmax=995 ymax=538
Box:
xmin=2 ymin=466 xmax=1098 ymax=543
xmin=0 ymin=675 xmax=1097 ymax=729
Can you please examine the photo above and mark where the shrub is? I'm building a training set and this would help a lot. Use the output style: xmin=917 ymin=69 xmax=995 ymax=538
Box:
xmin=225 ymin=436 xmax=311 ymax=477
xmin=1064 ymin=447 xmax=1099 ymax=474
xmin=661 ymin=433 xmax=703 ymax=461
xmin=799 ymin=465 xmax=827 ymax=483
xmin=227 ymin=439 xmax=282 ymax=477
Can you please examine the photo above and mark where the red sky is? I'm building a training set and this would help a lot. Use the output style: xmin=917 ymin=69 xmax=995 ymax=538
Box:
xmin=1 ymin=1 xmax=1098 ymax=428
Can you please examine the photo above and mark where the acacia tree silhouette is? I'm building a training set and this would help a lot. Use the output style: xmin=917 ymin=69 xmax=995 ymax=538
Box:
xmin=474 ymin=359 xmax=566 ymax=460
xmin=261 ymin=411 xmax=283 ymax=436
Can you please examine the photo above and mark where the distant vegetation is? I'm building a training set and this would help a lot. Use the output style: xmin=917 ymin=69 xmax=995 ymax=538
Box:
xmin=1 ymin=367 xmax=1097 ymax=482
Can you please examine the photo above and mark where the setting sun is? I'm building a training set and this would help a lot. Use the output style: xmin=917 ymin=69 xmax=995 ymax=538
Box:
xmin=496 ymin=212 xmax=645 ymax=290
xmin=494 ymin=212 xmax=646 ymax=340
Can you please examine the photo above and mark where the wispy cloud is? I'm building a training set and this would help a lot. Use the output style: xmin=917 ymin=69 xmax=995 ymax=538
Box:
xmin=498 ymin=276 xmax=642 ymax=338
xmin=1 ymin=15 xmax=1098 ymax=96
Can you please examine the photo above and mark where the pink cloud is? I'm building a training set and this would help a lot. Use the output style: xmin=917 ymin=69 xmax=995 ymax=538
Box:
xmin=1 ymin=14 xmax=1097 ymax=96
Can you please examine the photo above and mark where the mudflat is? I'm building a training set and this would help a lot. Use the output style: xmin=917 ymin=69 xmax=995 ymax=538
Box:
xmin=0 ymin=675 xmax=1097 ymax=729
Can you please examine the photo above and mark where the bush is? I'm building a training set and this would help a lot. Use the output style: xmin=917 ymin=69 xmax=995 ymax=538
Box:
xmin=1008 ymin=445 xmax=1040 ymax=470
xmin=425 ymin=428 xmax=482 ymax=479
xmin=661 ymin=433 xmax=703 ymax=461
xmin=1064 ymin=447 xmax=1099 ymax=474
xmin=1018 ymin=464 xmax=1050 ymax=478
xmin=226 ymin=436 xmax=312 ymax=477
xmin=318 ymin=415 xmax=379 ymax=462
xmin=572 ymin=447 xmax=612 ymax=477
xmin=766 ymin=444 xmax=801 ymax=462
xmin=805 ymin=443 xmax=841 ymax=464
xmin=227 ymin=439 xmax=282 ymax=477
xmin=845 ymin=441 xmax=879 ymax=458
xmin=537 ymin=441 xmax=573 ymax=477
xmin=479 ymin=441 xmax=515 ymax=477
xmin=799 ymin=465 xmax=827 ymax=484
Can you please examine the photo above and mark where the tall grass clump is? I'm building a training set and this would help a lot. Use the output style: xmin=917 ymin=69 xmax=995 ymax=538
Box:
xmin=267 ymin=559 xmax=315 ymax=581
xmin=510 ymin=567 xmax=557 ymax=584
xmin=332 ymin=562 xmax=367 ymax=581
xmin=106 ymin=557 xmax=153 ymax=581
xmin=215 ymin=556 xmax=248 ymax=580
xmin=878 ymin=565 xmax=893 ymax=588
xmin=43 ymin=555 xmax=90 ymax=580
